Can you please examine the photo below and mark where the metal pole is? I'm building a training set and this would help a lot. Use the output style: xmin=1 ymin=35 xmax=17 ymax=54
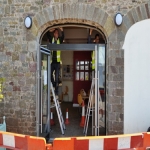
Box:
xmin=40 ymin=76 xmax=43 ymax=133
xmin=36 ymin=45 xmax=41 ymax=136
xmin=96 ymin=45 xmax=100 ymax=136
xmin=47 ymin=55 xmax=51 ymax=134
xmin=104 ymin=44 xmax=107 ymax=135
xmin=95 ymin=45 xmax=98 ymax=136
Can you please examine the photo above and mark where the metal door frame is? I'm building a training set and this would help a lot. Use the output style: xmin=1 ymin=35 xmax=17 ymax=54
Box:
xmin=37 ymin=44 xmax=106 ymax=137
xmin=37 ymin=46 xmax=51 ymax=138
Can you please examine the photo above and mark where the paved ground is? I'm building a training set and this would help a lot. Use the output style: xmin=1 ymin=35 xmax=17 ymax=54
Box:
xmin=48 ymin=102 xmax=105 ymax=141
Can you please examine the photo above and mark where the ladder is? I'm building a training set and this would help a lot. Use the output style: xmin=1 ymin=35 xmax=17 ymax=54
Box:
xmin=83 ymin=78 xmax=95 ymax=136
xmin=45 ymin=83 xmax=66 ymax=134
xmin=50 ymin=82 xmax=66 ymax=134
xmin=83 ymin=78 xmax=103 ymax=136
xmin=44 ymin=83 xmax=66 ymax=135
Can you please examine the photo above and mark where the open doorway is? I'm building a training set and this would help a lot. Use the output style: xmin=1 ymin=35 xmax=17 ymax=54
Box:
xmin=39 ymin=26 xmax=106 ymax=139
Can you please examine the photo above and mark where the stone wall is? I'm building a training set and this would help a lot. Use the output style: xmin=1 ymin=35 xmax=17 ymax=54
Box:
xmin=0 ymin=0 xmax=149 ymax=135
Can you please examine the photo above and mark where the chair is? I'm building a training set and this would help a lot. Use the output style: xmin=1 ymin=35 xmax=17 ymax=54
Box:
xmin=78 ymin=94 xmax=83 ymax=106
xmin=77 ymin=94 xmax=83 ymax=115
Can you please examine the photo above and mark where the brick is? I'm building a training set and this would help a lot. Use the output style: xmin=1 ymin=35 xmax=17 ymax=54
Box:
xmin=131 ymin=8 xmax=139 ymax=23
xmin=107 ymin=103 xmax=112 ymax=112
xmin=18 ymin=80 xmax=25 ymax=86
xmin=5 ymin=5 xmax=10 ymax=14
xmin=108 ymin=57 xmax=115 ymax=65
xmin=104 ymin=16 xmax=115 ymax=36
xmin=115 ymin=89 xmax=124 ymax=97
xmin=7 ymin=118 xmax=18 ymax=126
xmin=15 ymin=110 xmax=23 ymax=117
xmin=136 ymin=6 xmax=142 ymax=21
xmin=108 ymin=130 xmax=119 ymax=135
xmin=29 ymin=62 xmax=36 ymax=72
xmin=117 ymin=81 xmax=124 ymax=89
xmin=120 ymin=113 xmax=124 ymax=121
xmin=92 ymin=7 xmax=102 ymax=24
xmin=34 ymin=13 xmax=43 ymax=28
xmin=116 ymin=58 xmax=124 ymax=66
xmin=99 ymin=9 xmax=106 ymax=25
xmin=63 ymin=3 xmax=69 ymax=19
xmin=123 ymin=15 xmax=132 ymax=30
xmin=108 ymin=96 xmax=121 ymax=104
xmin=107 ymin=121 xmax=113 ymax=130
xmin=109 ymin=66 xmax=118 ymax=73
xmin=112 ymin=121 xmax=123 ymax=131
xmin=108 ymin=30 xmax=117 ymax=43
xmin=108 ymin=113 xmax=116 ymax=121
xmin=58 ymin=3 xmax=64 ymax=19
xmin=78 ymin=3 xmax=86 ymax=20
xmin=117 ymin=29 xmax=125 ymax=42
xmin=13 ymin=86 xmax=21 ymax=91
xmin=8 ymin=0 xmax=13 ymax=4
xmin=113 ymin=74 xmax=124 ymax=81
xmin=101 ymin=12 xmax=108 ymax=27
xmin=53 ymin=5 xmax=60 ymax=20
xmin=85 ymin=4 xmax=95 ymax=21
xmin=21 ymin=86 xmax=31 ymax=92
xmin=145 ymin=3 xmax=150 ymax=18
xmin=140 ymin=4 xmax=148 ymax=20
xmin=127 ymin=10 xmax=135 ymax=25
xmin=112 ymin=104 xmax=123 ymax=113
xmin=107 ymin=73 xmax=113 ymax=81
xmin=69 ymin=3 xmax=76 ymax=19
xmin=118 ymin=22 xmax=128 ymax=36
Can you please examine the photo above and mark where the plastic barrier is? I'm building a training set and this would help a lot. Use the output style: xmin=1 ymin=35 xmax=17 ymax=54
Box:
xmin=1 ymin=131 xmax=150 ymax=150
xmin=0 ymin=116 xmax=6 ymax=150
xmin=53 ymin=132 xmax=150 ymax=150
xmin=0 ymin=117 xmax=6 ymax=132
xmin=0 ymin=131 xmax=52 ymax=150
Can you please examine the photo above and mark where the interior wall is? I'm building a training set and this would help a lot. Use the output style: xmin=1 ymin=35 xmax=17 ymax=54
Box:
xmin=61 ymin=51 xmax=73 ymax=102
xmin=123 ymin=19 xmax=150 ymax=134
xmin=42 ymin=27 xmax=105 ymax=44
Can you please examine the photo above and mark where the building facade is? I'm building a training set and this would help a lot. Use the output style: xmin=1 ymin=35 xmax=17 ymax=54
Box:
xmin=0 ymin=0 xmax=150 ymax=136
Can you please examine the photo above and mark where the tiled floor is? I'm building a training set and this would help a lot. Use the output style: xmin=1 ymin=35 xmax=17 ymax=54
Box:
xmin=48 ymin=102 xmax=105 ymax=141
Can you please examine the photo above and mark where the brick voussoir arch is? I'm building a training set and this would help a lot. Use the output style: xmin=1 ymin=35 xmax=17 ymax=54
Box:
xmin=31 ymin=3 xmax=116 ymax=39
xmin=121 ymin=2 xmax=150 ymax=35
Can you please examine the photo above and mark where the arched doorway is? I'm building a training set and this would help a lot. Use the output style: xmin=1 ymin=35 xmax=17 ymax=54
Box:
xmin=38 ymin=24 xmax=107 ymax=140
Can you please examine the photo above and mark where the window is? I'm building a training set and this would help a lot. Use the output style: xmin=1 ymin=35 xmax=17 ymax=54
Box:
xmin=75 ymin=60 xmax=91 ymax=81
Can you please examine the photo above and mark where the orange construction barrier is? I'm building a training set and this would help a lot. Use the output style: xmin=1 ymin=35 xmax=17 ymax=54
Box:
xmin=80 ymin=101 xmax=85 ymax=127
xmin=65 ymin=108 xmax=69 ymax=125
xmin=52 ymin=132 xmax=150 ymax=150
xmin=53 ymin=137 xmax=74 ymax=150
xmin=0 ymin=131 xmax=52 ymax=150
xmin=2 ymin=131 xmax=150 ymax=150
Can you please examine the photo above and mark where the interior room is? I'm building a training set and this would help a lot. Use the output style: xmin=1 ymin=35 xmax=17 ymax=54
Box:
xmin=40 ymin=26 xmax=106 ymax=139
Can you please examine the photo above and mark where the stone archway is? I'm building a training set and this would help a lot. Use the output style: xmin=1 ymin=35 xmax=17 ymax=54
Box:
xmin=119 ymin=2 xmax=150 ymax=35
xmin=30 ymin=3 xmax=115 ymax=40
xmin=31 ymin=3 xmax=115 ymax=136
xmin=30 ymin=2 xmax=150 ymax=135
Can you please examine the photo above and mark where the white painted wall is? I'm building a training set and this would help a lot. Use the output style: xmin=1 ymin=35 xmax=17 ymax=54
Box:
xmin=123 ymin=19 xmax=150 ymax=134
